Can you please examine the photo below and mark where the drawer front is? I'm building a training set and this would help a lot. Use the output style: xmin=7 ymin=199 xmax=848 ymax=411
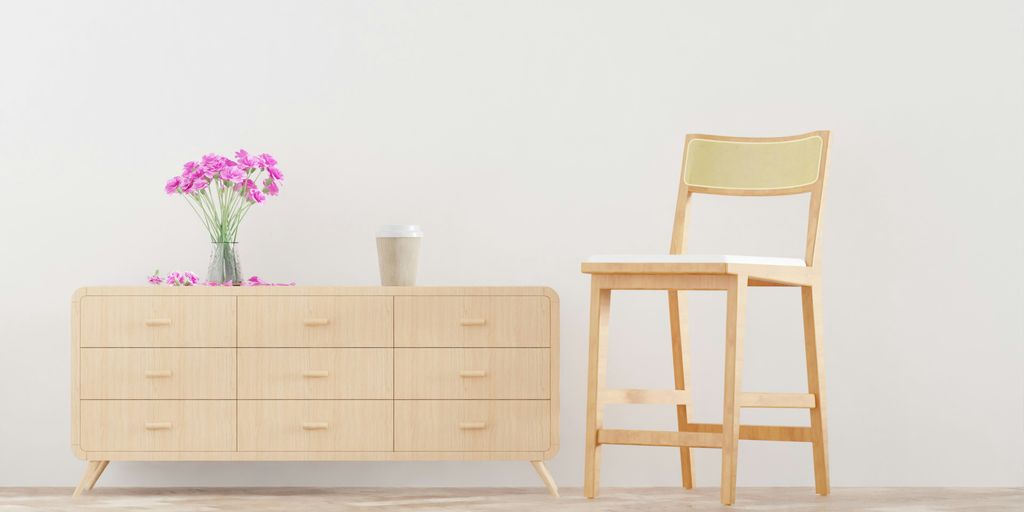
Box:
xmin=81 ymin=348 xmax=235 ymax=399
xmin=395 ymin=348 xmax=549 ymax=399
xmin=394 ymin=400 xmax=550 ymax=451
xmin=238 ymin=297 xmax=393 ymax=347
xmin=238 ymin=348 xmax=393 ymax=399
xmin=394 ymin=296 xmax=549 ymax=347
xmin=237 ymin=400 xmax=393 ymax=451
xmin=81 ymin=296 xmax=236 ymax=347
xmin=80 ymin=400 xmax=235 ymax=451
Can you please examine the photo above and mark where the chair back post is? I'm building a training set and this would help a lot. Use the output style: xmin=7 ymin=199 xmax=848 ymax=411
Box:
xmin=668 ymin=131 xmax=831 ymax=267
xmin=803 ymin=131 xmax=830 ymax=269
xmin=668 ymin=135 xmax=696 ymax=255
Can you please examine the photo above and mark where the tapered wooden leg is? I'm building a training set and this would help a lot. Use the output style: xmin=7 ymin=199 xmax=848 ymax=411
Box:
xmin=583 ymin=281 xmax=611 ymax=499
xmin=85 ymin=460 xmax=109 ymax=491
xmin=802 ymin=283 xmax=830 ymax=495
xmin=72 ymin=461 xmax=102 ymax=497
xmin=530 ymin=460 xmax=559 ymax=497
xmin=721 ymin=275 xmax=748 ymax=506
xmin=668 ymin=289 xmax=695 ymax=489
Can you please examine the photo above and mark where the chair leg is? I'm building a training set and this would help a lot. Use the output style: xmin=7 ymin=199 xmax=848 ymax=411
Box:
xmin=802 ymin=284 xmax=831 ymax=495
xmin=721 ymin=275 xmax=748 ymax=506
xmin=668 ymin=290 xmax=695 ymax=489
xmin=583 ymin=282 xmax=611 ymax=499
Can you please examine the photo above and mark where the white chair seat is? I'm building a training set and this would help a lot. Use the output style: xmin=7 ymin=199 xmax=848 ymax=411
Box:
xmin=585 ymin=254 xmax=806 ymax=267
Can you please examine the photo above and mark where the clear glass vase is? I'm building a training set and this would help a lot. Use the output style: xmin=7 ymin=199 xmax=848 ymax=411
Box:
xmin=207 ymin=242 xmax=242 ymax=284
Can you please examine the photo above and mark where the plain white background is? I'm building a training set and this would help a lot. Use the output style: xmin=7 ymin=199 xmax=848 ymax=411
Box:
xmin=1 ymin=0 xmax=1021 ymax=488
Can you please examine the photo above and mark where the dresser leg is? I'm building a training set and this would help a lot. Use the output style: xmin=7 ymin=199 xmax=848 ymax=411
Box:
xmin=530 ymin=461 xmax=559 ymax=497
xmin=73 ymin=460 xmax=107 ymax=497
xmin=86 ymin=460 xmax=110 ymax=491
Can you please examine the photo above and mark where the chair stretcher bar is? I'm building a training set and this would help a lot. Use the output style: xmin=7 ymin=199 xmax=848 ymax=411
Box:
xmin=597 ymin=423 xmax=813 ymax=447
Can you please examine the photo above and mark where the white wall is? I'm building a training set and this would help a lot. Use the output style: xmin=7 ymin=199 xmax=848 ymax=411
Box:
xmin=1 ymin=0 xmax=1021 ymax=488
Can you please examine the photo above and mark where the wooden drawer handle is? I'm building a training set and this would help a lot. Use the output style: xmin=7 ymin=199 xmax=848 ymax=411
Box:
xmin=458 ymin=422 xmax=487 ymax=430
xmin=459 ymin=370 xmax=488 ymax=378
xmin=144 ymin=422 xmax=172 ymax=430
xmin=302 ymin=422 xmax=329 ymax=430
xmin=303 ymin=318 xmax=330 ymax=327
xmin=460 ymin=319 xmax=487 ymax=326
xmin=144 ymin=318 xmax=171 ymax=327
xmin=302 ymin=370 xmax=329 ymax=378
xmin=144 ymin=370 xmax=173 ymax=378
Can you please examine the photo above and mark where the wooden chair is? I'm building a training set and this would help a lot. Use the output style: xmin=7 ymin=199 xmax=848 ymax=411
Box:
xmin=581 ymin=131 xmax=831 ymax=506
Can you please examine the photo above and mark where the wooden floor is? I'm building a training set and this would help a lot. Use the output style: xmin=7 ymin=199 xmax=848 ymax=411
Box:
xmin=0 ymin=487 xmax=1020 ymax=511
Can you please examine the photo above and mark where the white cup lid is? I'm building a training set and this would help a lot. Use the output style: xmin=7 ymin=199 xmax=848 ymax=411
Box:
xmin=377 ymin=225 xmax=423 ymax=238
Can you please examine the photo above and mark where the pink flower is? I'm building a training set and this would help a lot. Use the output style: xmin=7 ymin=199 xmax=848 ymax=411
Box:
xmin=264 ymin=178 xmax=279 ymax=196
xmin=148 ymin=271 xmax=162 ymax=285
xmin=220 ymin=166 xmax=246 ymax=183
xmin=163 ymin=271 xmax=200 ymax=286
xmin=234 ymin=178 xmax=255 ymax=192
xmin=267 ymin=165 xmax=284 ymax=181
xmin=248 ymin=187 xmax=266 ymax=204
xmin=183 ymin=178 xmax=208 ymax=194
xmin=201 ymin=167 xmax=218 ymax=179
xmin=164 ymin=176 xmax=181 ymax=195
xmin=201 ymin=153 xmax=220 ymax=167
xmin=165 ymin=271 xmax=182 ymax=285
xmin=183 ymin=161 xmax=198 ymax=175
xmin=235 ymin=149 xmax=257 ymax=168
xmin=182 ymin=271 xmax=199 ymax=285
xmin=237 ymin=275 xmax=295 ymax=286
xmin=205 ymin=154 xmax=234 ymax=178
xmin=258 ymin=153 xmax=277 ymax=168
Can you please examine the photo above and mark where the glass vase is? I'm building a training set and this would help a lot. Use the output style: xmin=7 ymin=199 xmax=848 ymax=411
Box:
xmin=207 ymin=242 xmax=242 ymax=284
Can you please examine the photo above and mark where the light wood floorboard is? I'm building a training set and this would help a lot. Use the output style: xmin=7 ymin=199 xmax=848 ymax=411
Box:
xmin=1 ymin=487 xmax=1020 ymax=511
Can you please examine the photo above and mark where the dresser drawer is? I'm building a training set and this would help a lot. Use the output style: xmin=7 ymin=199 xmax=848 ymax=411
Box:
xmin=238 ymin=348 xmax=393 ymax=399
xmin=394 ymin=400 xmax=550 ymax=451
xmin=394 ymin=296 xmax=550 ymax=347
xmin=395 ymin=348 xmax=549 ymax=399
xmin=81 ymin=348 xmax=235 ymax=399
xmin=80 ymin=400 xmax=235 ymax=451
xmin=238 ymin=297 xmax=393 ymax=347
xmin=237 ymin=400 xmax=393 ymax=451
xmin=81 ymin=296 xmax=235 ymax=347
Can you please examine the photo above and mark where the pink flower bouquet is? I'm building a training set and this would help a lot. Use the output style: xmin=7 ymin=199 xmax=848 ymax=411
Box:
xmin=165 ymin=150 xmax=283 ymax=283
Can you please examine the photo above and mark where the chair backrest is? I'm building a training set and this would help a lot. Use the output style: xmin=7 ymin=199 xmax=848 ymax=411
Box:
xmin=669 ymin=131 xmax=831 ymax=267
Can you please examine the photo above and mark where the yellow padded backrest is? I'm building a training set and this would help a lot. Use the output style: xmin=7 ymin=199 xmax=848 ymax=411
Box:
xmin=683 ymin=135 xmax=823 ymax=191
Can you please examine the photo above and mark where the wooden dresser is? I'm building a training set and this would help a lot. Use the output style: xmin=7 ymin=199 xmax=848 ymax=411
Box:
xmin=71 ymin=286 xmax=559 ymax=496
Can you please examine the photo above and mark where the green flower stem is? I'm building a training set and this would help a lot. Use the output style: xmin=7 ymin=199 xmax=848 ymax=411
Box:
xmin=180 ymin=168 xmax=265 ymax=244
xmin=185 ymin=197 xmax=215 ymax=241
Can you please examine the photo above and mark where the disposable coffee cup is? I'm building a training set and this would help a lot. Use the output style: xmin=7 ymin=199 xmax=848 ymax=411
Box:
xmin=376 ymin=225 xmax=423 ymax=286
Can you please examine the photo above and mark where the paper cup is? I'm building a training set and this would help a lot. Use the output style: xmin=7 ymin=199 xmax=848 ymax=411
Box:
xmin=376 ymin=225 xmax=422 ymax=286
